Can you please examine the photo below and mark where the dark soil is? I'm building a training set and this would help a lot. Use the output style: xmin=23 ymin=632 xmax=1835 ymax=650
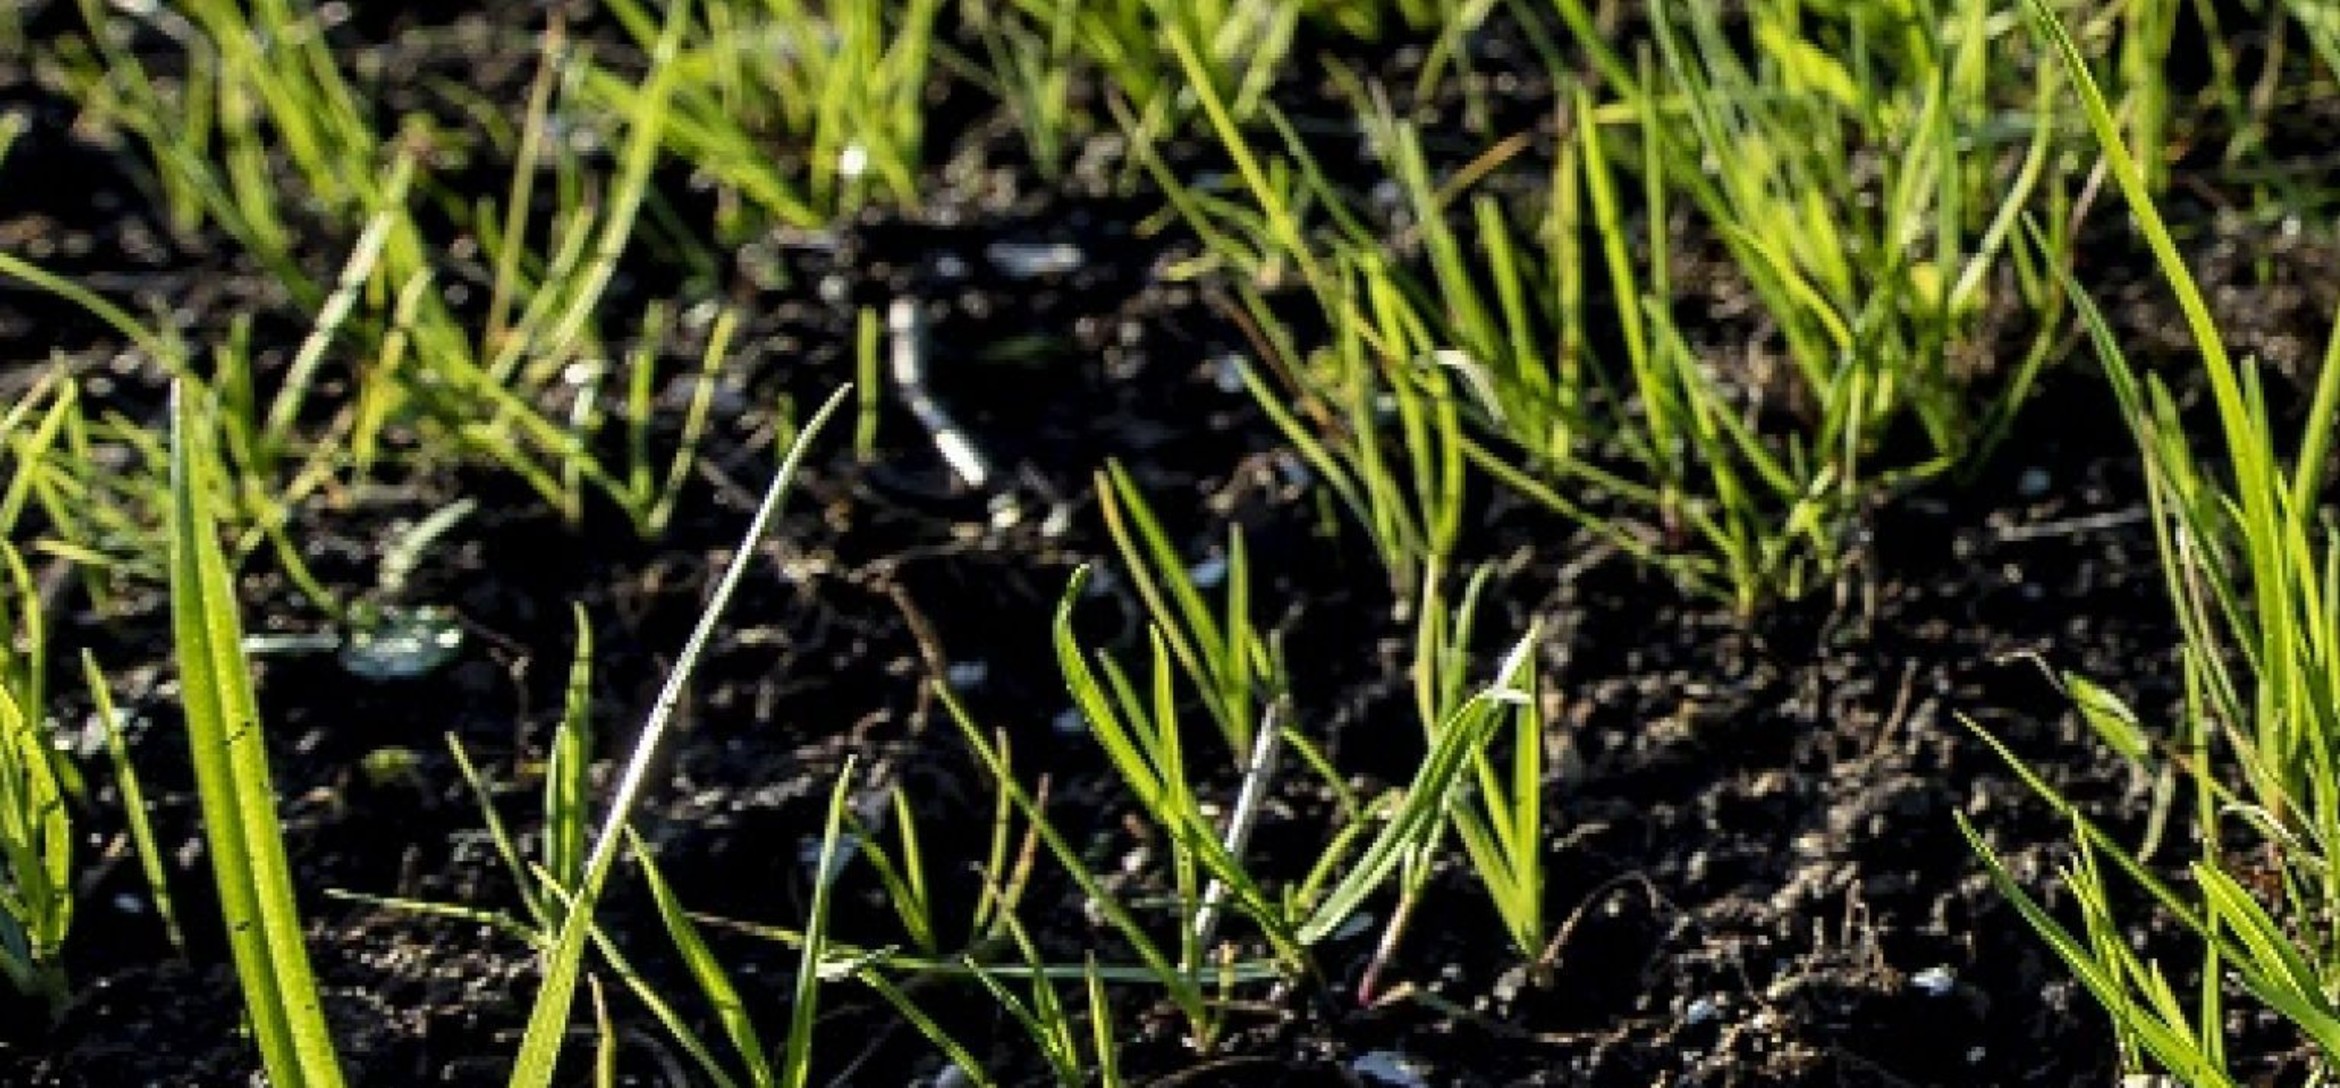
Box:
xmin=4 ymin=2 xmax=2337 ymax=1085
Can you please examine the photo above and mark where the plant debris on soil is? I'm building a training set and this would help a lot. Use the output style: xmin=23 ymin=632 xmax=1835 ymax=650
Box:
xmin=5 ymin=0 xmax=2338 ymax=1085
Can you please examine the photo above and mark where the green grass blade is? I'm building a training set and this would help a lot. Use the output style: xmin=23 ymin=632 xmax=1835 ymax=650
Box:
xmin=780 ymin=762 xmax=857 ymax=1088
xmin=546 ymin=606 xmax=595 ymax=914
xmin=854 ymin=970 xmax=993 ymax=1086
xmin=2023 ymin=0 xmax=2258 ymax=522
xmin=1958 ymin=813 xmax=2234 ymax=1085
xmin=81 ymin=652 xmax=184 ymax=956
xmin=168 ymin=385 xmax=346 ymax=1086
xmin=1298 ymin=688 xmax=1508 ymax=944
xmin=506 ymin=386 xmax=848 ymax=1088
xmin=628 ymin=829 xmax=771 ymax=1088
xmin=0 ymin=254 xmax=190 ymax=382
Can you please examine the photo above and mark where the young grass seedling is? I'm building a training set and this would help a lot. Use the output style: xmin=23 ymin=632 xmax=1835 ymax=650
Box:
xmin=1966 ymin=3 xmax=2340 ymax=1081
xmin=1145 ymin=0 xmax=2073 ymax=616
xmin=506 ymin=386 xmax=848 ymax=1088
xmin=167 ymin=386 xmax=346 ymax=1085
xmin=0 ymin=542 xmax=71 ymax=1016
xmin=1096 ymin=460 xmax=1281 ymax=754
xmin=81 ymin=652 xmax=186 ymax=958
xmin=592 ymin=0 xmax=943 ymax=230
xmin=955 ymin=0 xmax=1084 ymax=182
xmin=1361 ymin=564 xmax=1545 ymax=1000
xmin=416 ymin=617 xmax=770 ymax=1088
xmin=938 ymin=677 xmax=1227 ymax=1051
xmin=41 ymin=0 xmax=730 ymax=544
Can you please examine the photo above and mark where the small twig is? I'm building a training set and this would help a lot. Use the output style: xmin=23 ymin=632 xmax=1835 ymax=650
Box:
xmin=1873 ymin=659 xmax=1922 ymax=754
xmin=886 ymin=297 xmax=1072 ymax=534
xmin=1190 ymin=698 xmax=1288 ymax=962
xmin=1357 ymin=883 xmax=1418 ymax=1007
xmin=1535 ymin=871 xmax=1668 ymax=975
xmin=883 ymin=578 xmax=947 ymax=734
xmin=1993 ymin=505 xmax=2150 ymax=542
xmin=888 ymin=297 xmax=995 ymax=491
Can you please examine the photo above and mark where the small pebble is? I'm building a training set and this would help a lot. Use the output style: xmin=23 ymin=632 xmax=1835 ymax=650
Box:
xmin=985 ymin=241 xmax=1084 ymax=279
xmin=798 ymin=833 xmax=860 ymax=884
xmin=1273 ymin=451 xmax=1313 ymax=491
xmin=1188 ymin=554 xmax=1228 ymax=589
xmin=57 ymin=710 xmax=129 ymax=760
xmin=1351 ymin=1050 xmax=1431 ymax=1088
xmin=1911 ymin=964 xmax=1957 ymax=997
xmin=2016 ymin=467 xmax=2051 ymax=499
xmin=1210 ymin=353 xmax=1248 ymax=393
xmin=944 ymin=661 xmax=989 ymax=691
xmin=341 ymin=608 xmax=464 ymax=681
xmin=987 ymin=493 xmax=1023 ymax=531
xmin=1081 ymin=567 xmax=1118 ymax=596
